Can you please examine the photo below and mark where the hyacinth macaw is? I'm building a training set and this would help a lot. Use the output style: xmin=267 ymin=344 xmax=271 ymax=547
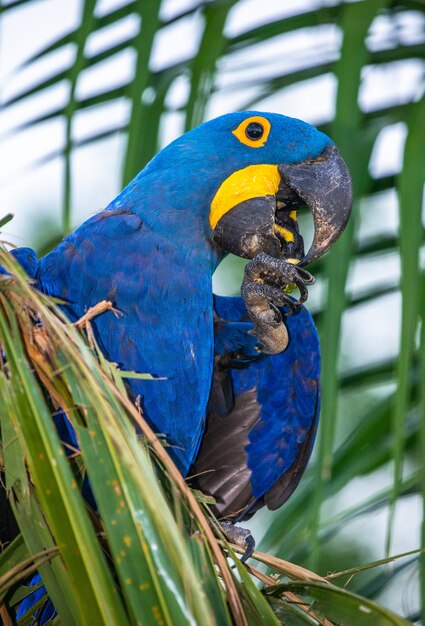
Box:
xmin=4 ymin=111 xmax=351 ymax=543
xmin=8 ymin=110 xmax=352 ymax=624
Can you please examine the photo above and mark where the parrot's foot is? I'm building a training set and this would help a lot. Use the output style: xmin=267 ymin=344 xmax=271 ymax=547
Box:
xmin=219 ymin=521 xmax=255 ymax=563
xmin=241 ymin=252 xmax=314 ymax=354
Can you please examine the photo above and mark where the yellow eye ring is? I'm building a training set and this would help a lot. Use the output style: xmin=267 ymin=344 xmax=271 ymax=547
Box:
xmin=232 ymin=115 xmax=271 ymax=148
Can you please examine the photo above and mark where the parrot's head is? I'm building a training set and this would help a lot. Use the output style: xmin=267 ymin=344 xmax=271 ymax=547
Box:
xmin=201 ymin=111 xmax=352 ymax=266
xmin=139 ymin=111 xmax=352 ymax=267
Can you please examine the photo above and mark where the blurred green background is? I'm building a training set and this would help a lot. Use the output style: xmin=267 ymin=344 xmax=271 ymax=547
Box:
xmin=0 ymin=0 xmax=424 ymax=622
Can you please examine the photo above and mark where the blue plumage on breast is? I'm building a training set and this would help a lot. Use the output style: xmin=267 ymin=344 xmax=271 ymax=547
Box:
xmin=37 ymin=209 xmax=215 ymax=474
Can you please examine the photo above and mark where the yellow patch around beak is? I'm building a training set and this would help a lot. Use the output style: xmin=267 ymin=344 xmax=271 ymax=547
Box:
xmin=209 ymin=164 xmax=280 ymax=229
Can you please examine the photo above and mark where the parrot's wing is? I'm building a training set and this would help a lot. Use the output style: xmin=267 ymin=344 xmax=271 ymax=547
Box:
xmin=191 ymin=294 xmax=320 ymax=521
xmin=36 ymin=209 xmax=214 ymax=474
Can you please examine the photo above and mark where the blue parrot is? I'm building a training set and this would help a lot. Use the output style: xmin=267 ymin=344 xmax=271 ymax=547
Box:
xmin=5 ymin=111 xmax=352 ymax=623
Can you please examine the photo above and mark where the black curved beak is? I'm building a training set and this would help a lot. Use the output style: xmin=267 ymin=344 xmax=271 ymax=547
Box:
xmin=278 ymin=145 xmax=352 ymax=265
xmin=211 ymin=144 xmax=352 ymax=266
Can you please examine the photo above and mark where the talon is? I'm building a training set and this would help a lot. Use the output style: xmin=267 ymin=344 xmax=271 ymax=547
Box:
xmin=294 ymin=278 xmax=308 ymax=303
xmin=298 ymin=267 xmax=315 ymax=285
xmin=269 ymin=302 xmax=282 ymax=324
xmin=283 ymin=296 xmax=297 ymax=315
xmin=219 ymin=521 xmax=255 ymax=563
xmin=240 ymin=534 xmax=255 ymax=563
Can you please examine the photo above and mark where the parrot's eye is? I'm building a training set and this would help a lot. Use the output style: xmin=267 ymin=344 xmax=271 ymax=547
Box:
xmin=232 ymin=115 xmax=271 ymax=148
xmin=245 ymin=122 xmax=264 ymax=141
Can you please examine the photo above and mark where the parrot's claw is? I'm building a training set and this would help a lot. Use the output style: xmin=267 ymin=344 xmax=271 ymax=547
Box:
xmin=241 ymin=252 xmax=315 ymax=354
xmin=241 ymin=281 xmax=290 ymax=354
xmin=219 ymin=521 xmax=255 ymax=563
xmin=243 ymin=251 xmax=315 ymax=307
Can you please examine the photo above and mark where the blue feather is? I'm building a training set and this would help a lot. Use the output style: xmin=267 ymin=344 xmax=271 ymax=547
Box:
xmin=38 ymin=209 xmax=217 ymax=474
